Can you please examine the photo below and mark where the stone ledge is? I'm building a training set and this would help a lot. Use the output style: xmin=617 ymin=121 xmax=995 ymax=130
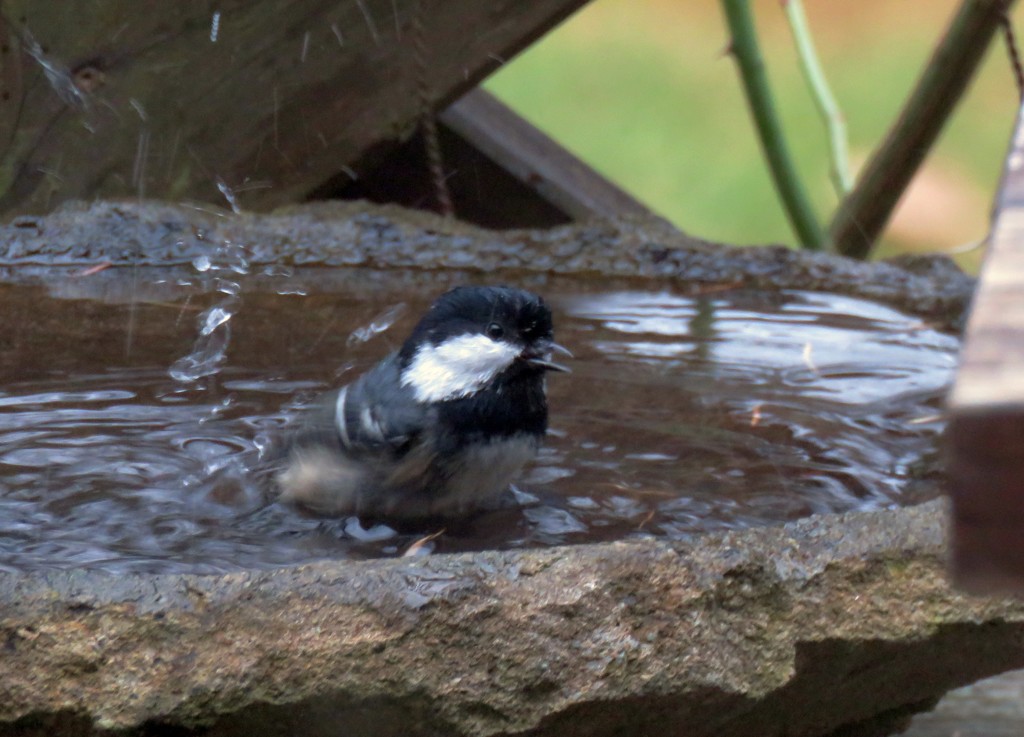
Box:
xmin=0 ymin=200 xmax=973 ymax=331
xmin=2 ymin=500 xmax=1022 ymax=737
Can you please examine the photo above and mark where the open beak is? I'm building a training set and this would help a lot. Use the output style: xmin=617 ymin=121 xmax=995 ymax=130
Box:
xmin=523 ymin=341 xmax=572 ymax=373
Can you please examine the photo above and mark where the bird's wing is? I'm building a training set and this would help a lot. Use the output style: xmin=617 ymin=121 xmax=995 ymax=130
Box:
xmin=334 ymin=354 xmax=428 ymax=454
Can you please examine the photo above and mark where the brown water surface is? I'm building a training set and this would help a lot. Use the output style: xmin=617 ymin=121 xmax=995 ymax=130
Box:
xmin=0 ymin=263 xmax=957 ymax=572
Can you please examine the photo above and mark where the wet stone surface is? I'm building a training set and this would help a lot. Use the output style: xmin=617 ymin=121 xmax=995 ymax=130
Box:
xmin=0 ymin=200 xmax=973 ymax=329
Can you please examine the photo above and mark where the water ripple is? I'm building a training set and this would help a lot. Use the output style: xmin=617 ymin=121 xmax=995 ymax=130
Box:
xmin=0 ymin=281 xmax=957 ymax=571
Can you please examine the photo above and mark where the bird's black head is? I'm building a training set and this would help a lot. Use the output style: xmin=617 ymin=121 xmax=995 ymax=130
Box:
xmin=398 ymin=286 xmax=568 ymax=403
xmin=404 ymin=285 xmax=553 ymax=351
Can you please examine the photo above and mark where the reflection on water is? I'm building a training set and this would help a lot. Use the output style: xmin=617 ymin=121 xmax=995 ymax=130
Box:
xmin=0 ymin=271 xmax=958 ymax=572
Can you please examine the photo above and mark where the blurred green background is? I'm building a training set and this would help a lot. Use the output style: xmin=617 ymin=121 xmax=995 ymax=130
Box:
xmin=485 ymin=0 xmax=1024 ymax=270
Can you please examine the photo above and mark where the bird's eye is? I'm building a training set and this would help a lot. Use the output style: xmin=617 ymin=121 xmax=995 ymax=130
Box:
xmin=486 ymin=322 xmax=505 ymax=339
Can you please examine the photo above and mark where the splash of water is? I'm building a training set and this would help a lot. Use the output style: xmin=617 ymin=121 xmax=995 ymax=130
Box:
xmin=169 ymin=242 xmax=250 ymax=383
xmin=347 ymin=303 xmax=406 ymax=346
xmin=169 ymin=304 xmax=235 ymax=382
xmin=21 ymin=29 xmax=84 ymax=108
xmin=216 ymin=179 xmax=242 ymax=215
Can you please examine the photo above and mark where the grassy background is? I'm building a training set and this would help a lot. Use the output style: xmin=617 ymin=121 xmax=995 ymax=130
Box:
xmin=485 ymin=0 xmax=1024 ymax=270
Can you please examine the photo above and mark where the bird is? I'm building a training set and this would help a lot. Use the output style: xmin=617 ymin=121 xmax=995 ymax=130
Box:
xmin=273 ymin=285 xmax=570 ymax=521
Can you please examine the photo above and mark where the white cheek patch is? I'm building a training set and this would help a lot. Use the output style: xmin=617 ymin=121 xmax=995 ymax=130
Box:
xmin=401 ymin=333 xmax=520 ymax=402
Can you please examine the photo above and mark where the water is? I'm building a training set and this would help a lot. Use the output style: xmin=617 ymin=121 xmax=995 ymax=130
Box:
xmin=0 ymin=269 xmax=958 ymax=573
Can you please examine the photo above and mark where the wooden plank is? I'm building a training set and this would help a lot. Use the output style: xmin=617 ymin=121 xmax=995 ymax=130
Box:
xmin=439 ymin=88 xmax=654 ymax=221
xmin=309 ymin=118 xmax=576 ymax=229
xmin=312 ymin=88 xmax=656 ymax=227
xmin=0 ymin=0 xmax=590 ymax=218
xmin=949 ymin=101 xmax=1024 ymax=594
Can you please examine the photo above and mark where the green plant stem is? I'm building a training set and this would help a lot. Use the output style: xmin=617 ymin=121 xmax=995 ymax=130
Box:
xmin=721 ymin=0 xmax=825 ymax=251
xmin=828 ymin=0 xmax=1017 ymax=259
xmin=783 ymin=0 xmax=852 ymax=197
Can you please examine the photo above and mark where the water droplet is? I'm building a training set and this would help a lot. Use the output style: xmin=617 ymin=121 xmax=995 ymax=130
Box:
xmin=262 ymin=264 xmax=294 ymax=278
xmin=170 ymin=305 xmax=233 ymax=382
xmin=509 ymin=484 xmax=540 ymax=506
xmin=252 ymin=433 xmax=272 ymax=458
xmin=524 ymin=506 xmax=587 ymax=536
xmin=215 ymin=278 xmax=240 ymax=296
xmin=347 ymin=303 xmax=406 ymax=346
xmin=192 ymin=254 xmax=212 ymax=272
xmin=200 ymin=305 xmax=232 ymax=336
xmin=217 ymin=179 xmax=242 ymax=215
xmin=344 ymin=517 xmax=397 ymax=542
xmin=222 ymin=243 xmax=250 ymax=274
xmin=524 ymin=466 xmax=575 ymax=485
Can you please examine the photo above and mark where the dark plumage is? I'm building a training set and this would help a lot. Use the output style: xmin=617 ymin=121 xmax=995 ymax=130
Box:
xmin=273 ymin=286 xmax=569 ymax=520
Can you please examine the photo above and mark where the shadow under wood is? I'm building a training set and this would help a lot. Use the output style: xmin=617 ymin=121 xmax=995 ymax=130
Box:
xmin=309 ymin=124 xmax=573 ymax=230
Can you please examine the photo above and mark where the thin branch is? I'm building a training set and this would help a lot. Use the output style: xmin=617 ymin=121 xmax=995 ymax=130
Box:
xmin=782 ymin=0 xmax=852 ymax=197
xmin=721 ymin=0 xmax=825 ymax=251
xmin=828 ymin=0 xmax=1017 ymax=260
xmin=1001 ymin=10 xmax=1024 ymax=100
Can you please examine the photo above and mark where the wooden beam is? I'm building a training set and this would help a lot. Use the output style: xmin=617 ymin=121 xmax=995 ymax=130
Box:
xmin=439 ymin=88 xmax=654 ymax=221
xmin=949 ymin=100 xmax=1024 ymax=595
xmin=312 ymin=88 xmax=656 ymax=227
xmin=0 ymin=0 xmax=590 ymax=218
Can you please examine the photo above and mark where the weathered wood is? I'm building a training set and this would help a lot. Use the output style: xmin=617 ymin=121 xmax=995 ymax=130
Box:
xmin=439 ymin=88 xmax=654 ymax=221
xmin=949 ymin=101 xmax=1024 ymax=594
xmin=0 ymin=0 xmax=589 ymax=218
xmin=313 ymin=88 xmax=655 ymax=228
xmin=309 ymin=119 xmax=576 ymax=229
